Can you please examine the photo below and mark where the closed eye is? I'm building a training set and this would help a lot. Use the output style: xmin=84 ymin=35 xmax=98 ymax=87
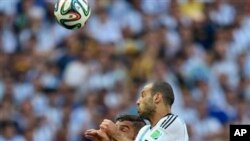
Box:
xmin=119 ymin=126 xmax=129 ymax=132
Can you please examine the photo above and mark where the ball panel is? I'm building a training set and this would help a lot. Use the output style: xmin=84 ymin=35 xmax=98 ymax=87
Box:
xmin=59 ymin=19 xmax=82 ymax=29
xmin=54 ymin=0 xmax=91 ymax=29
xmin=60 ymin=0 xmax=72 ymax=15
xmin=76 ymin=0 xmax=91 ymax=17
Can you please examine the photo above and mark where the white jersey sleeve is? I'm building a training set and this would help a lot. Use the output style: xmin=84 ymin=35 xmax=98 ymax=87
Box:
xmin=135 ymin=114 xmax=189 ymax=141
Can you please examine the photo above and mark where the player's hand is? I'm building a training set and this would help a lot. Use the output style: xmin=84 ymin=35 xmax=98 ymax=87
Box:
xmin=100 ymin=119 xmax=119 ymax=137
xmin=100 ymin=119 xmax=132 ymax=141
xmin=85 ymin=129 xmax=100 ymax=141
xmin=97 ymin=129 xmax=110 ymax=141
xmin=85 ymin=129 xmax=110 ymax=141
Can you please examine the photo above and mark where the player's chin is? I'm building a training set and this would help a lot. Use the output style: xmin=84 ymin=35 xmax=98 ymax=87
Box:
xmin=137 ymin=106 xmax=142 ymax=111
xmin=137 ymin=109 xmax=143 ymax=116
xmin=137 ymin=108 xmax=141 ymax=113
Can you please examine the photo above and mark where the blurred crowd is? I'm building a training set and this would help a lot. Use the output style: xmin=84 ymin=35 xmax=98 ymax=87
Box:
xmin=0 ymin=0 xmax=250 ymax=141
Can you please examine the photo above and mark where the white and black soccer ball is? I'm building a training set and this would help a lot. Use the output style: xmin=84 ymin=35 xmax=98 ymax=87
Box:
xmin=54 ymin=0 xmax=91 ymax=29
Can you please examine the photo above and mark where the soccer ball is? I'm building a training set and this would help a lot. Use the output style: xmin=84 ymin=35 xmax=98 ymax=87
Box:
xmin=54 ymin=0 xmax=91 ymax=29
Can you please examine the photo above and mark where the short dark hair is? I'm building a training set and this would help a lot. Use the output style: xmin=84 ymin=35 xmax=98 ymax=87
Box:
xmin=115 ymin=114 xmax=145 ymax=134
xmin=151 ymin=82 xmax=175 ymax=106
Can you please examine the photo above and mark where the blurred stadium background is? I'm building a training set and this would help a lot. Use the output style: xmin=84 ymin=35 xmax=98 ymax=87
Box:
xmin=0 ymin=0 xmax=250 ymax=141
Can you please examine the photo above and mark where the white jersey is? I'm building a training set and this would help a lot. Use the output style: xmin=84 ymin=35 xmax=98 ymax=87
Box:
xmin=135 ymin=114 xmax=188 ymax=141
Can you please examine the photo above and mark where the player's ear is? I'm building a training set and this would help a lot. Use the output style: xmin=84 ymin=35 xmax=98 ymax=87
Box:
xmin=153 ymin=92 xmax=161 ymax=104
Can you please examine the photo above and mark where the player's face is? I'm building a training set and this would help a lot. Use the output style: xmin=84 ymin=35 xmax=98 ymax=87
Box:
xmin=136 ymin=83 xmax=156 ymax=119
xmin=116 ymin=120 xmax=136 ymax=140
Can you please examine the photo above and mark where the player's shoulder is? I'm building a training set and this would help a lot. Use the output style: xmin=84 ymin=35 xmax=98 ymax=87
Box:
xmin=135 ymin=124 xmax=151 ymax=141
xmin=138 ymin=124 xmax=151 ymax=133
xmin=157 ymin=113 xmax=186 ymax=130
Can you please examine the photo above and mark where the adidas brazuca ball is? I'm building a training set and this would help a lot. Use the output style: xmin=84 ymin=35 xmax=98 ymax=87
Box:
xmin=54 ymin=0 xmax=91 ymax=29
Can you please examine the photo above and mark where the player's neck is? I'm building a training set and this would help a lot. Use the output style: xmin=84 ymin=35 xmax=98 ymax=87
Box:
xmin=150 ymin=106 xmax=171 ymax=128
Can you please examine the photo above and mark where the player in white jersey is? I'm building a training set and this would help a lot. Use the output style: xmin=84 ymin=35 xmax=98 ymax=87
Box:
xmin=99 ymin=82 xmax=189 ymax=141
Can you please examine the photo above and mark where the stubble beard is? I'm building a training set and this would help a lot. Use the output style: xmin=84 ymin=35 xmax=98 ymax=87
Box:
xmin=138 ymin=102 xmax=156 ymax=120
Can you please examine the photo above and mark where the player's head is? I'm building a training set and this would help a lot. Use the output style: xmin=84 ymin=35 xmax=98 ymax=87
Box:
xmin=115 ymin=114 xmax=145 ymax=140
xmin=136 ymin=81 xmax=175 ymax=119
